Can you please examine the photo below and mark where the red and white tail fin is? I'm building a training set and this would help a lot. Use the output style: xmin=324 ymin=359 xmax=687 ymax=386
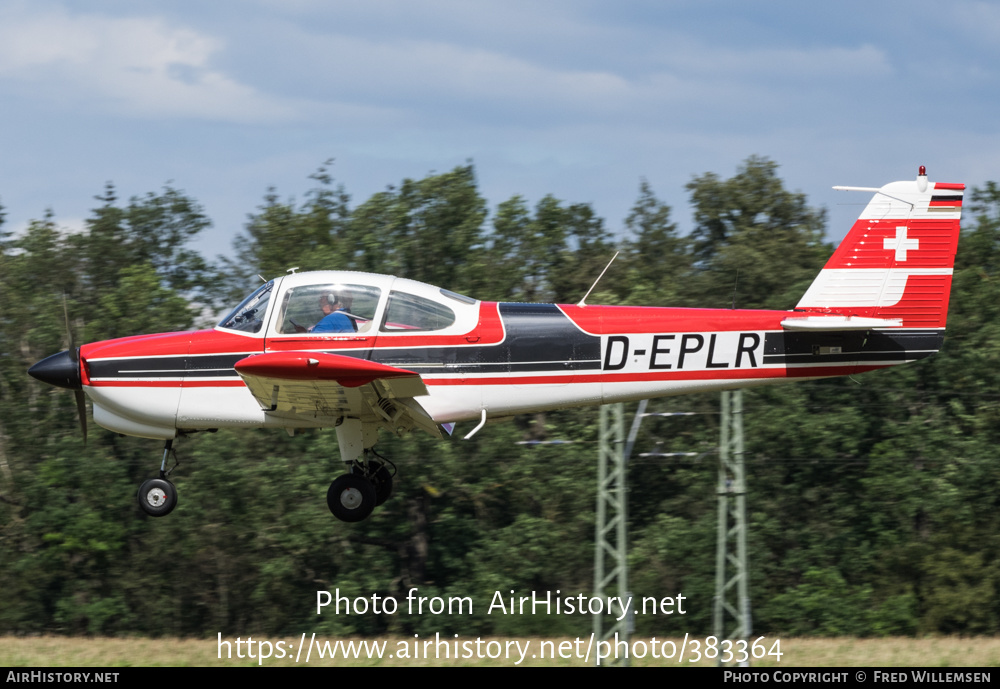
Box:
xmin=796 ymin=166 xmax=963 ymax=329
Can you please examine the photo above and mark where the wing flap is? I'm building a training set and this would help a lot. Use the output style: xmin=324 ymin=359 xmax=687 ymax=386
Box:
xmin=235 ymin=352 xmax=437 ymax=436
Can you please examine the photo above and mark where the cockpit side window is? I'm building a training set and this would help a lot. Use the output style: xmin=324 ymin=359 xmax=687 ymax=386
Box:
xmin=276 ymin=283 xmax=382 ymax=334
xmin=380 ymin=291 xmax=456 ymax=332
xmin=218 ymin=281 xmax=274 ymax=333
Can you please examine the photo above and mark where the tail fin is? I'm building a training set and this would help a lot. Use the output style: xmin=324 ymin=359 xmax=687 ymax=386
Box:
xmin=796 ymin=166 xmax=963 ymax=329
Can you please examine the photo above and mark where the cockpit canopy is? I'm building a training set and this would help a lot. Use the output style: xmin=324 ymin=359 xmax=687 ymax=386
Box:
xmin=216 ymin=271 xmax=479 ymax=337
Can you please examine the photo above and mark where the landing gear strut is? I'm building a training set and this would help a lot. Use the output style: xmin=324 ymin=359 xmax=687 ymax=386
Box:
xmin=137 ymin=439 xmax=179 ymax=517
xmin=369 ymin=459 xmax=394 ymax=506
xmin=326 ymin=452 xmax=395 ymax=522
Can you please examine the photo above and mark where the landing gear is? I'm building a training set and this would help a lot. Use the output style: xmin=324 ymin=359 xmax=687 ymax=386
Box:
xmin=327 ymin=474 xmax=377 ymax=522
xmin=131 ymin=435 xmax=397 ymax=523
xmin=138 ymin=478 xmax=177 ymax=517
xmin=137 ymin=439 xmax=179 ymax=517
xmin=326 ymin=452 xmax=396 ymax=522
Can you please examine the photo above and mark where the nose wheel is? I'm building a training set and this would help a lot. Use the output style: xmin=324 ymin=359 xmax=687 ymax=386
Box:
xmin=137 ymin=439 xmax=179 ymax=517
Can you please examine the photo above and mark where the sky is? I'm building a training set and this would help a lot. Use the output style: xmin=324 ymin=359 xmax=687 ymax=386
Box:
xmin=1 ymin=0 xmax=997 ymax=265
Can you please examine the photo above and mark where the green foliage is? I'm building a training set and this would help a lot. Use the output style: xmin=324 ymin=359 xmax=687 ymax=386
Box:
xmin=685 ymin=156 xmax=830 ymax=309
xmin=219 ymin=161 xmax=351 ymax=302
xmin=619 ymin=179 xmax=687 ymax=306
xmin=765 ymin=567 xmax=876 ymax=636
xmin=349 ymin=164 xmax=488 ymax=294
xmin=2 ymin=159 xmax=999 ymax=640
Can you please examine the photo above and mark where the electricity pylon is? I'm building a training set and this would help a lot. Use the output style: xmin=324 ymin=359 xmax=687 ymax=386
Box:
xmin=713 ymin=389 xmax=752 ymax=665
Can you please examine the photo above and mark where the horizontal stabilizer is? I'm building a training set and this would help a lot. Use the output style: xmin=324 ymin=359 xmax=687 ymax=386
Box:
xmin=780 ymin=315 xmax=903 ymax=331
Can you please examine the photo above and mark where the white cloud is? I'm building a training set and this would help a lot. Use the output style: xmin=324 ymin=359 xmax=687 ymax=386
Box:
xmin=294 ymin=32 xmax=633 ymax=111
xmin=269 ymin=18 xmax=895 ymax=132
xmin=0 ymin=3 xmax=891 ymax=133
xmin=0 ymin=7 xmax=300 ymax=123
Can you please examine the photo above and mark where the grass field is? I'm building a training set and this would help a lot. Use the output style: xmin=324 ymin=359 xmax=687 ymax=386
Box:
xmin=3 ymin=635 xmax=1000 ymax=667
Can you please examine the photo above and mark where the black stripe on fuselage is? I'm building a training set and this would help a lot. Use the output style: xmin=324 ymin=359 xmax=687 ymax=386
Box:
xmin=762 ymin=330 xmax=943 ymax=365
xmin=371 ymin=303 xmax=602 ymax=373
xmin=88 ymin=353 xmax=248 ymax=379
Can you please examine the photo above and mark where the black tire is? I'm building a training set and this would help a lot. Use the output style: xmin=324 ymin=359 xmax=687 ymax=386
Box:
xmin=369 ymin=462 xmax=393 ymax=506
xmin=137 ymin=478 xmax=178 ymax=517
xmin=327 ymin=474 xmax=376 ymax=522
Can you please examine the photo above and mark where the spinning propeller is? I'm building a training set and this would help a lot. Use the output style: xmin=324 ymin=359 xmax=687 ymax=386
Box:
xmin=27 ymin=298 xmax=88 ymax=441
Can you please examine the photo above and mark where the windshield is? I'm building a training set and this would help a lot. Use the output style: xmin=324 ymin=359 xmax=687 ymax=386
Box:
xmin=218 ymin=281 xmax=274 ymax=333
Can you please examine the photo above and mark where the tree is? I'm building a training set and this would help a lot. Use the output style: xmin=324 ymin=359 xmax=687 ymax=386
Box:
xmin=348 ymin=164 xmax=488 ymax=294
xmin=72 ymin=183 xmax=212 ymax=298
xmin=481 ymin=194 xmax=614 ymax=303
xmin=0 ymin=185 xmax=211 ymax=635
xmin=619 ymin=179 xmax=688 ymax=306
xmin=5 ymin=163 xmax=1000 ymax=639
xmin=684 ymin=156 xmax=829 ymax=309
xmin=223 ymin=160 xmax=351 ymax=298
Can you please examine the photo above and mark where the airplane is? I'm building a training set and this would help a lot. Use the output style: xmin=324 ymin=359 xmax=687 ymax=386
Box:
xmin=28 ymin=167 xmax=963 ymax=523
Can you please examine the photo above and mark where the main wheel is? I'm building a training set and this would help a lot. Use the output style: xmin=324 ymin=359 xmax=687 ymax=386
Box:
xmin=137 ymin=478 xmax=178 ymax=517
xmin=327 ymin=474 xmax=376 ymax=522
xmin=369 ymin=461 xmax=393 ymax=506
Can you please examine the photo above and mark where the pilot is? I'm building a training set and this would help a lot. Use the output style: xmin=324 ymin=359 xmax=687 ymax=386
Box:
xmin=311 ymin=292 xmax=357 ymax=333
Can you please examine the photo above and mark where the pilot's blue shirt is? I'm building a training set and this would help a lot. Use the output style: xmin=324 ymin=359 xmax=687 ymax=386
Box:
xmin=312 ymin=310 xmax=354 ymax=333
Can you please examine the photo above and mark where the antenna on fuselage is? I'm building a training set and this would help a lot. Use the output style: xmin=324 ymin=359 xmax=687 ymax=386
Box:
xmin=578 ymin=251 xmax=619 ymax=307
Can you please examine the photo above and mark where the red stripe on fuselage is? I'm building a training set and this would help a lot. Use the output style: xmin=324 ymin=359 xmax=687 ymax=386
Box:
xmin=82 ymin=328 xmax=261 ymax=360
xmin=559 ymin=304 xmax=787 ymax=335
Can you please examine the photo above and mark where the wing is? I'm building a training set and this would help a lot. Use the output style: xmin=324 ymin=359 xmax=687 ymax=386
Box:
xmin=234 ymin=351 xmax=441 ymax=437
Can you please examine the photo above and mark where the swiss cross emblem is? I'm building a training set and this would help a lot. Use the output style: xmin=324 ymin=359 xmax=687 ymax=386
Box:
xmin=884 ymin=226 xmax=918 ymax=261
